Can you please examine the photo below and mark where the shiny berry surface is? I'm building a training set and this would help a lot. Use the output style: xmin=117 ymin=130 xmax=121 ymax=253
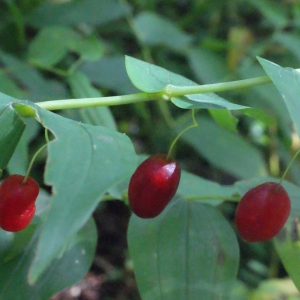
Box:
xmin=128 ymin=154 xmax=181 ymax=218
xmin=0 ymin=174 xmax=39 ymax=232
xmin=235 ymin=182 xmax=291 ymax=243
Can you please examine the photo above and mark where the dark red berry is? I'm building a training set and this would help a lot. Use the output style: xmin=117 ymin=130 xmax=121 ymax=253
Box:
xmin=0 ymin=174 xmax=39 ymax=232
xmin=235 ymin=182 xmax=291 ymax=243
xmin=0 ymin=203 xmax=36 ymax=232
xmin=128 ymin=154 xmax=181 ymax=218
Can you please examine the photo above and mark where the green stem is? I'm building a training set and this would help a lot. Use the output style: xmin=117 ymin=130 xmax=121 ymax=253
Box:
xmin=22 ymin=142 xmax=48 ymax=184
xmin=35 ymin=75 xmax=272 ymax=111
xmin=165 ymin=75 xmax=271 ymax=97
xmin=22 ymin=129 xmax=50 ymax=184
xmin=166 ymin=109 xmax=198 ymax=160
xmin=278 ymin=148 xmax=300 ymax=187
xmin=36 ymin=92 xmax=164 ymax=111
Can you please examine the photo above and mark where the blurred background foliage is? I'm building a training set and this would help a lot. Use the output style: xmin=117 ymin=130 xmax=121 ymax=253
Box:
xmin=1 ymin=0 xmax=300 ymax=299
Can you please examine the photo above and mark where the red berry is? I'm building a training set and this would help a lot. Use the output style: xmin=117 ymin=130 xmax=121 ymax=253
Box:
xmin=0 ymin=203 xmax=36 ymax=232
xmin=235 ymin=182 xmax=291 ymax=243
xmin=0 ymin=174 xmax=39 ymax=232
xmin=128 ymin=154 xmax=181 ymax=218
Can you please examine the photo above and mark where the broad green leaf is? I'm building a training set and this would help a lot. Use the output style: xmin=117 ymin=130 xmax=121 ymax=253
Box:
xmin=125 ymin=55 xmax=196 ymax=93
xmin=27 ymin=26 xmax=80 ymax=67
xmin=178 ymin=171 xmax=237 ymax=205
xmin=187 ymin=48 xmax=229 ymax=84
xmin=242 ymin=108 xmax=275 ymax=126
xmin=269 ymin=180 xmax=300 ymax=291
xmin=0 ymin=52 xmax=68 ymax=101
xmin=69 ymin=35 xmax=104 ymax=61
xmin=28 ymin=106 xmax=137 ymax=283
xmin=80 ymin=55 xmax=137 ymax=94
xmin=128 ymin=195 xmax=239 ymax=300
xmin=29 ymin=0 xmax=130 ymax=27
xmin=238 ymin=63 xmax=290 ymax=134
xmin=7 ymin=118 xmax=40 ymax=175
xmin=27 ymin=25 xmax=103 ymax=67
xmin=209 ymin=109 xmax=238 ymax=132
xmin=172 ymin=94 xmax=247 ymax=110
xmin=0 ymin=217 xmax=97 ymax=300
xmin=132 ymin=12 xmax=192 ymax=50
xmin=0 ymin=104 xmax=25 ymax=173
xmin=258 ymin=58 xmax=300 ymax=135
xmin=177 ymin=116 xmax=267 ymax=178
xmin=0 ymin=231 xmax=14 ymax=261
xmin=274 ymin=220 xmax=300 ymax=292
xmin=0 ymin=71 xmax=24 ymax=98
xmin=67 ymin=71 xmax=117 ymax=130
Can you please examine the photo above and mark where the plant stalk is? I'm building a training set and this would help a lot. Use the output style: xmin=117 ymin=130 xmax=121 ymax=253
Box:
xmin=35 ymin=75 xmax=272 ymax=111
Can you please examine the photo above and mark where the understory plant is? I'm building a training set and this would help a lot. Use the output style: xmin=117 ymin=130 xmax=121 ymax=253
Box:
xmin=2 ymin=0 xmax=300 ymax=299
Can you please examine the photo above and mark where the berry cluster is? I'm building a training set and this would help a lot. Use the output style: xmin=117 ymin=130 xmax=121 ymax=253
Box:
xmin=0 ymin=175 xmax=39 ymax=232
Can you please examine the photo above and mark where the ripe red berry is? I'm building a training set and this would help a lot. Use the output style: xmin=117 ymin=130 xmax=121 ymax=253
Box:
xmin=235 ymin=182 xmax=291 ymax=243
xmin=0 ymin=174 xmax=39 ymax=232
xmin=128 ymin=154 xmax=181 ymax=218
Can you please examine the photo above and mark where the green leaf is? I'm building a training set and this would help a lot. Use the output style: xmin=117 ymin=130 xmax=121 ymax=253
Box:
xmin=0 ymin=218 xmax=97 ymax=300
xmin=242 ymin=108 xmax=275 ymax=126
xmin=172 ymin=93 xmax=247 ymax=110
xmin=28 ymin=106 xmax=137 ymax=283
xmin=69 ymin=35 xmax=104 ymax=61
xmin=258 ymin=58 xmax=300 ymax=135
xmin=128 ymin=195 xmax=239 ymax=300
xmin=132 ymin=12 xmax=192 ymax=50
xmin=27 ymin=25 xmax=103 ymax=66
xmin=269 ymin=180 xmax=300 ymax=291
xmin=0 ymin=70 xmax=24 ymax=98
xmin=0 ymin=51 xmax=68 ymax=101
xmin=67 ymin=71 xmax=117 ymax=130
xmin=177 ymin=116 xmax=267 ymax=178
xmin=178 ymin=171 xmax=237 ymax=205
xmin=125 ymin=55 xmax=196 ymax=93
xmin=80 ymin=55 xmax=137 ymax=94
xmin=238 ymin=64 xmax=290 ymax=133
xmin=187 ymin=48 xmax=228 ymax=84
xmin=7 ymin=119 xmax=40 ymax=175
xmin=27 ymin=26 xmax=80 ymax=67
xmin=209 ymin=109 xmax=238 ymax=132
xmin=29 ymin=0 xmax=130 ymax=27
xmin=0 ymin=103 xmax=26 ymax=173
